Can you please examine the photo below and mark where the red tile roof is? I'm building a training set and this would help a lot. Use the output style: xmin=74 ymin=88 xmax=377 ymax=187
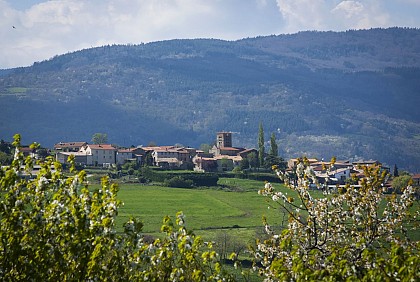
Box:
xmin=141 ymin=146 xmax=175 ymax=151
xmin=54 ymin=142 xmax=87 ymax=149
xmin=118 ymin=149 xmax=134 ymax=153
xmin=153 ymin=148 xmax=179 ymax=153
xmin=88 ymin=144 xmax=116 ymax=150
xmin=220 ymin=147 xmax=241 ymax=151
xmin=240 ymin=148 xmax=257 ymax=153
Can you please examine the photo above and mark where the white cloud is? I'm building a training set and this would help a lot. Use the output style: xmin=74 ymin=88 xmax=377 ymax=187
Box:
xmin=276 ymin=0 xmax=392 ymax=32
xmin=275 ymin=0 xmax=333 ymax=32
xmin=331 ymin=1 xmax=364 ymax=19
xmin=331 ymin=1 xmax=390 ymax=29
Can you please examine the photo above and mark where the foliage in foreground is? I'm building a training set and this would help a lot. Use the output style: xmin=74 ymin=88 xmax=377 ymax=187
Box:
xmin=1 ymin=135 xmax=419 ymax=281
xmin=253 ymin=158 xmax=419 ymax=281
xmin=0 ymin=135 xmax=232 ymax=281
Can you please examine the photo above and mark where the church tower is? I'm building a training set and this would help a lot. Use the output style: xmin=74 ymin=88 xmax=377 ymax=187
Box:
xmin=216 ymin=132 xmax=232 ymax=148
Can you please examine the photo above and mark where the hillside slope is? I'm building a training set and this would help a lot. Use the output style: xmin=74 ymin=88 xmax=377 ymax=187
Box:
xmin=1 ymin=28 xmax=419 ymax=171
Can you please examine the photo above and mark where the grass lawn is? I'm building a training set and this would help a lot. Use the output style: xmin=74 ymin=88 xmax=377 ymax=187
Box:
xmin=109 ymin=177 xmax=419 ymax=243
xmin=115 ymin=181 xmax=285 ymax=234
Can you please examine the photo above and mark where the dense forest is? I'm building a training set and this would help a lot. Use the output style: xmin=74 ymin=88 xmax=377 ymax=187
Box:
xmin=1 ymin=27 xmax=419 ymax=171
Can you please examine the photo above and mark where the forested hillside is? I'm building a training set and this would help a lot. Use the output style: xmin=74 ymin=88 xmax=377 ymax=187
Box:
xmin=1 ymin=27 xmax=419 ymax=171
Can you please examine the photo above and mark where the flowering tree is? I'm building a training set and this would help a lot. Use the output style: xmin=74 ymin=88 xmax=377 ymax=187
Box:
xmin=0 ymin=135 xmax=231 ymax=281
xmin=254 ymin=158 xmax=419 ymax=281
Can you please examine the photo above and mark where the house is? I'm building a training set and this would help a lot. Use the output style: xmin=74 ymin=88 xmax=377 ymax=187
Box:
xmin=154 ymin=157 xmax=182 ymax=169
xmin=54 ymin=142 xmax=87 ymax=152
xmin=287 ymin=158 xmax=318 ymax=169
xmin=351 ymin=160 xmax=389 ymax=176
xmin=352 ymin=160 xmax=382 ymax=168
xmin=238 ymin=148 xmax=258 ymax=159
xmin=56 ymin=151 xmax=89 ymax=165
xmin=19 ymin=147 xmax=37 ymax=158
xmin=329 ymin=167 xmax=358 ymax=184
xmin=215 ymin=155 xmax=242 ymax=172
xmin=285 ymin=158 xmax=365 ymax=186
xmin=183 ymin=147 xmax=199 ymax=157
xmin=412 ymin=174 xmax=420 ymax=186
xmin=210 ymin=146 xmax=243 ymax=156
xmin=79 ymin=144 xmax=117 ymax=166
xmin=313 ymin=167 xmax=358 ymax=185
xmin=148 ymin=146 xmax=193 ymax=168
xmin=193 ymin=156 xmax=218 ymax=172
xmin=174 ymin=148 xmax=192 ymax=164
xmin=54 ymin=142 xmax=89 ymax=165
xmin=310 ymin=161 xmax=352 ymax=175
xmin=193 ymin=154 xmax=243 ymax=172
xmin=116 ymin=148 xmax=143 ymax=165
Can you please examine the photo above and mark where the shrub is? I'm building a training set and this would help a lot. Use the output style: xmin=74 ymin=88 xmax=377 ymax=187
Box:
xmin=164 ymin=176 xmax=194 ymax=188
xmin=253 ymin=158 xmax=419 ymax=281
xmin=147 ymin=170 xmax=219 ymax=187
xmin=0 ymin=135 xmax=232 ymax=281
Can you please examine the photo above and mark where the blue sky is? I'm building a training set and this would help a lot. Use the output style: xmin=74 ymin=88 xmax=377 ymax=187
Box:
xmin=1 ymin=0 xmax=420 ymax=69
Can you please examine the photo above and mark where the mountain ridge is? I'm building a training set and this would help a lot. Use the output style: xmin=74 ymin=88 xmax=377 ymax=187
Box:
xmin=1 ymin=27 xmax=419 ymax=171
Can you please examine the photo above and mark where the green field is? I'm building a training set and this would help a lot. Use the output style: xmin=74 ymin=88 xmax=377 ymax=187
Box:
xmin=116 ymin=178 xmax=286 ymax=235
xmin=111 ymin=177 xmax=419 ymax=245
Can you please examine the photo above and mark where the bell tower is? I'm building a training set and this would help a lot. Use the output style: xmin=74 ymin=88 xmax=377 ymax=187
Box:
xmin=216 ymin=132 xmax=232 ymax=148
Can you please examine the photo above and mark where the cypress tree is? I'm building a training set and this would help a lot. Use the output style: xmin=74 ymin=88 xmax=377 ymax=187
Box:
xmin=269 ymin=132 xmax=278 ymax=157
xmin=258 ymin=122 xmax=265 ymax=167
xmin=393 ymin=164 xmax=399 ymax=177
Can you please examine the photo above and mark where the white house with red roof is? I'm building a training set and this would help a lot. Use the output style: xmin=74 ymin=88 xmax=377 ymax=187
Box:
xmin=79 ymin=144 xmax=117 ymax=166
xmin=54 ymin=142 xmax=87 ymax=152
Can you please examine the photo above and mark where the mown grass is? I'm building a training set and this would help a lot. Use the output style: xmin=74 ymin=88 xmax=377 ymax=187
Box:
xmin=111 ymin=178 xmax=419 ymax=243
xmin=115 ymin=180 xmax=285 ymax=234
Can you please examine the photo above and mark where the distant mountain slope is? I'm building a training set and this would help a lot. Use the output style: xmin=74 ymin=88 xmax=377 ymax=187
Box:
xmin=1 ymin=27 xmax=419 ymax=171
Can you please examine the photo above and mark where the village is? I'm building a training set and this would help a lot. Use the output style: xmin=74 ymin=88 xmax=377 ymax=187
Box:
xmin=14 ymin=131 xmax=418 ymax=188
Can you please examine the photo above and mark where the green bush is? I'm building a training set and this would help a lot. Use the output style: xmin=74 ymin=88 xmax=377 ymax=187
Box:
xmin=0 ymin=135 xmax=233 ymax=281
xmin=181 ymin=173 xmax=219 ymax=187
xmin=142 ymin=169 xmax=219 ymax=187
xmin=164 ymin=176 xmax=194 ymax=188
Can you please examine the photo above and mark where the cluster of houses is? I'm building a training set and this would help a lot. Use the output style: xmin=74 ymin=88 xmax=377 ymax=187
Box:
xmin=54 ymin=132 xmax=258 ymax=172
xmin=287 ymin=158 xmax=387 ymax=186
xmin=16 ymin=131 xmax=417 ymax=186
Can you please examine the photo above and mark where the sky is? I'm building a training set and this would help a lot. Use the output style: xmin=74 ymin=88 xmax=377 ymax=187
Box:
xmin=1 ymin=0 xmax=420 ymax=69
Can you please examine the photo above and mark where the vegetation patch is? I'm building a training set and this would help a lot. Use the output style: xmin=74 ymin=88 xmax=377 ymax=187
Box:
xmin=7 ymin=87 xmax=28 ymax=93
xmin=115 ymin=184 xmax=283 ymax=234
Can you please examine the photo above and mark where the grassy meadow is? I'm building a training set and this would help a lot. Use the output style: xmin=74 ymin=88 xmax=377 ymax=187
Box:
xmin=115 ymin=178 xmax=286 ymax=234
xmin=109 ymin=177 xmax=419 ymax=244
